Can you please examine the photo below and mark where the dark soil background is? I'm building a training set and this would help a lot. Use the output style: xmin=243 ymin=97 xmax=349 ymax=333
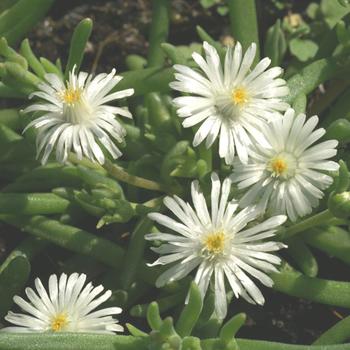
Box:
xmin=1 ymin=0 xmax=349 ymax=345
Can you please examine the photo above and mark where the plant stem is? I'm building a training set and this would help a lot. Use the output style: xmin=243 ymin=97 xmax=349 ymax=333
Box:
xmin=119 ymin=217 xmax=154 ymax=290
xmin=68 ymin=152 xmax=104 ymax=171
xmin=0 ymin=238 xmax=46 ymax=318
xmin=65 ymin=18 xmax=93 ymax=79
xmin=303 ymin=226 xmax=350 ymax=266
xmin=313 ymin=315 xmax=350 ymax=345
xmin=0 ymin=334 xmax=148 ymax=350
xmin=287 ymin=238 xmax=318 ymax=277
xmin=227 ymin=0 xmax=260 ymax=62
xmin=69 ymin=154 xmax=174 ymax=193
xmin=0 ymin=193 xmax=70 ymax=215
xmin=104 ymin=159 xmax=172 ymax=193
xmin=147 ymin=0 xmax=170 ymax=67
xmin=279 ymin=209 xmax=334 ymax=240
xmin=1 ymin=215 xmax=125 ymax=269
xmin=271 ymin=263 xmax=350 ymax=308
xmin=1 ymin=334 xmax=350 ymax=350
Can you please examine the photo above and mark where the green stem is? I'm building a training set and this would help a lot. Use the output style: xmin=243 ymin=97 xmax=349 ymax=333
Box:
xmin=234 ymin=339 xmax=350 ymax=350
xmin=3 ymin=164 xmax=82 ymax=193
xmin=0 ymin=237 xmax=46 ymax=318
xmin=68 ymin=152 xmax=104 ymax=171
xmin=196 ymin=26 xmax=225 ymax=56
xmin=303 ymin=226 xmax=350 ymax=266
xmin=20 ymin=39 xmax=46 ymax=78
xmin=287 ymin=238 xmax=318 ymax=277
xmin=1 ymin=215 xmax=125 ymax=269
xmin=1 ymin=214 xmax=159 ymax=286
xmin=313 ymin=315 xmax=350 ymax=345
xmin=0 ymin=193 xmax=70 ymax=215
xmin=161 ymin=43 xmax=187 ymax=65
xmin=0 ymin=334 xmax=349 ymax=350
xmin=65 ymin=18 xmax=93 ymax=79
xmin=279 ymin=209 xmax=334 ymax=240
xmin=271 ymin=263 xmax=350 ymax=308
xmin=141 ymin=196 xmax=164 ymax=208
xmin=0 ymin=37 xmax=27 ymax=68
xmin=119 ymin=217 xmax=154 ymax=290
xmin=175 ymin=283 xmax=203 ymax=337
xmin=0 ymin=334 xmax=148 ymax=350
xmin=40 ymin=57 xmax=63 ymax=77
xmin=147 ymin=0 xmax=170 ymax=67
xmin=104 ymin=159 xmax=173 ymax=194
xmin=227 ymin=0 xmax=260 ymax=62
xmin=1 ymin=0 xmax=54 ymax=45
xmin=2 ymin=61 xmax=40 ymax=93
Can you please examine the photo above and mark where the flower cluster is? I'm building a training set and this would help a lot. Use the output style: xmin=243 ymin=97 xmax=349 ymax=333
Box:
xmin=170 ymin=41 xmax=338 ymax=222
xmin=147 ymin=42 xmax=339 ymax=318
xmin=7 ymin=40 xmax=339 ymax=332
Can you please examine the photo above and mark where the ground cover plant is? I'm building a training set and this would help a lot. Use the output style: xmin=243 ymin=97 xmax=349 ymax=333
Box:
xmin=1 ymin=0 xmax=350 ymax=349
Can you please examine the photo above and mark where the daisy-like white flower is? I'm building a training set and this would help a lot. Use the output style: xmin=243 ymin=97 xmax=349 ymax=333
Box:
xmin=232 ymin=108 xmax=339 ymax=221
xmin=24 ymin=66 xmax=134 ymax=164
xmin=1 ymin=273 xmax=123 ymax=333
xmin=170 ymin=41 xmax=289 ymax=164
xmin=146 ymin=173 xmax=287 ymax=319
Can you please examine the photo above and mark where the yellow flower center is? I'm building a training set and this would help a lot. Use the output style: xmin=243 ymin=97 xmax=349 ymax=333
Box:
xmin=204 ymin=231 xmax=225 ymax=255
xmin=232 ymin=87 xmax=249 ymax=106
xmin=51 ymin=313 xmax=68 ymax=332
xmin=61 ymin=88 xmax=81 ymax=104
xmin=270 ymin=158 xmax=288 ymax=175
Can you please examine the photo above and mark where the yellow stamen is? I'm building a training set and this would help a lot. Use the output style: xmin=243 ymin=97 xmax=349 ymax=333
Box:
xmin=51 ymin=313 xmax=68 ymax=332
xmin=270 ymin=158 xmax=288 ymax=175
xmin=232 ymin=87 xmax=249 ymax=106
xmin=61 ymin=88 xmax=81 ymax=104
xmin=204 ymin=231 xmax=225 ymax=255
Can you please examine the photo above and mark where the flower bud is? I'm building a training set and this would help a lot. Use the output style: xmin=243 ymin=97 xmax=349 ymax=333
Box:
xmin=328 ymin=191 xmax=350 ymax=218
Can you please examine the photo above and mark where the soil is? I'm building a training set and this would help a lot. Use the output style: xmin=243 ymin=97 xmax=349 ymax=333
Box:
xmin=1 ymin=0 xmax=349 ymax=345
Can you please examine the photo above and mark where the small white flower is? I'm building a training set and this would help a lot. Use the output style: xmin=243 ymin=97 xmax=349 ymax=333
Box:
xmin=146 ymin=173 xmax=286 ymax=319
xmin=24 ymin=66 xmax=134 ymax=164
xmin=232 ymin=108 xmax=339 ymax=221
xmin=1 ymin=273 xmax=123 ymax=333
xmin=170 ymin=41 xmax=289 ymax=164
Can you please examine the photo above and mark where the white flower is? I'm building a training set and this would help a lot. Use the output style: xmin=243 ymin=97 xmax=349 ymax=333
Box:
xmin=170 ymin=41 xmax=289 ymax=164
xmin=24 ymin=66 xmax=134 ymax=164
xmin=146 ymin=173 xmax=287 ymax=319
xmin=1 ymin=273 xmax=123 ymax=334
xmin=232 ymin=108 xmax=339 ymax=221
